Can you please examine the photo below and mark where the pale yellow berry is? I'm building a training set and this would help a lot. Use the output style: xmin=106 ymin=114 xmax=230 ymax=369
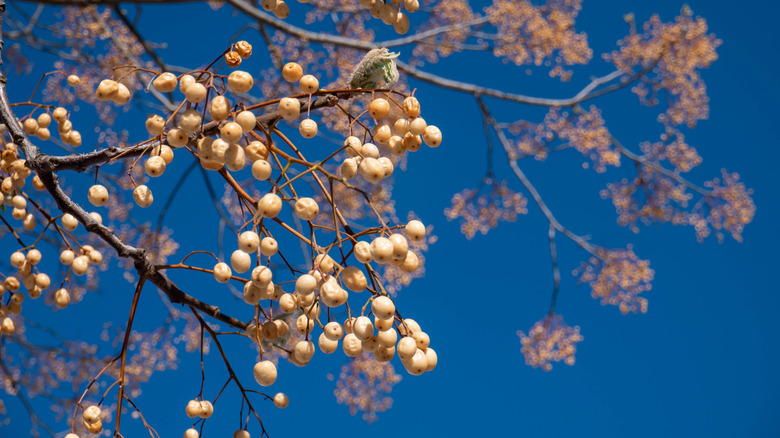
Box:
xmin=403 ymin=348 xmax=429 ymax=375
xmin=198 ymin=400 xmax=213 ymax=418
xmin=260 ymin=237 xmax=278 ymax=256
xmin=53 ymin=288 xmax=70 ymax=308
xmin=400 ymin=250 xmax=419 ymax=272
xmin=359 ymin=157 xmax=384 ymax=183
xmin=273 ymin=1 xmax=290 ymax=18
xmin=388 ymin=135 xmax=405 ymax=154
xmin=11 ymin=207 xmax=25 ymax=220
xmin=178 ymin=109 xmax=202 ymax=134
xmin=409 ymin=116 xmax=427 ymax=135
xmin=282 ymin=62 xmax=303 ymax=83
xmin=261 ymin=0 xmax=277 ymax=11
xmin=228 ymin=70 xmax=254 ymax=93
xmin=23 ymin=118 xmax=38 ymax=135
xmin=221 ymin=122 xmax=243 ymax=144
xmin=60 ymin=249 xmax=75 ymax=265
xmin=184 ymin=428 xmax=200 ymax=438
xmin=394 ymin=12 xmax=410 ymax=34
xmin=213 ymin=262 xmax=232 ymax=283
xmin=373 ymin=124 xmax=392 ymax=144
xmin=294 ymin=197 xmax=319 ymax=221
xmin=72 ymin=255 xmax=89 ymax=276
xmin=380 ymin=3 xmax=396 ymax=24
xmin=279 ymin=293 xmax=296 ymax=313
xmin=405 ymin=219 xmax=425 ymax=242
xmin=145 ymin=155 xmax=166 ymax=177
xmin=314 ymin=253 xmax=334 ymax=272
xmin=342 ymin=333 xmax=362 ymax=357
xmin=369 ymin=98 xmax=390 ymax=119
xmin=375 ymin=316 xmax=394 ymax=332
xmin=378 ymin=156 xmax=394 ymax=177
xmin=58 ymin=119 xmax=72 ymax=134
xmin=397 ymin=318 xmax=421 ymax=336
xmin=253 ymin=360 xmax=277 ymax=386
xmin=36 ymin=127 xmax=51 ymax=141
xmin=83 ymin=405 xmax=101 ymax=424
xmin=152 ymin=144 xmax=174 ymax=164
xmin=68 ymin=130 xmax=82 ymax=147
xmin=257 ymin=193 xmax=282 ymax=218
xmin=95 ymin=79 xmax=119 ymax=101
xmin=233 ymin=430 xmax=250 ymax=438
xmin=299 ymin=75 xmax=319 ymax=93
xmin=295 ymin=274 xmax=318 ymax=296
xmin=185 ymin=400 xmax=202 ymax=418
xmin=376 ymin=327 xmax=398 ymax=348
xmin=318 ymin=332 xmax=338 ymax=354
xmin=243 ymin=282 xmax=262 ymax=305
xmin=370 ymin=236 xmax=393 ymax=264
xmin=294 ymin=339 xmax=315 ymax=362
xmin=146 ymin=114 xmax=165 ymax=136
xmin=179 ymin=74 xmax=196 ymax=93
xmin=153 ymin=72 xmax=178 ymax=93
xmin=354 ymin=241 xmax=373 ymax=263
xmin=412 ymin=330 xmax=430 ymax=350
xmin=361 ymin=142 xmax=380 ymax=158
xmin=26 ymin=248 xmax=42 ymax=265
xmin=344 ymin=136 xmax=362 ymax=156
xmin=209 ymin=95 xmax=231 ymax=121
xmin=353 ymin=316 xmax=374 ymax=341
xmin=342 ymin=266 xmax=367 ymax=292
xmin=404 ymin=0 xmax=419 ymax=12
xmin=340 ymin=158 xmax=358 ymax=179
xmin=238 ymin=231 xmax=260 ymax=253
xmin=10 ymin=251 xmax=25 ymax=268
xmin=319 ymin=277 xmax=347 ymax=308
xmin=361 ymin=335 xmax=380 ymax=353
xmin=372 ymin=295 xmax=395 ymax=320
xmin=35 ymin=273 xmax=50 ymax=289
xmin=132 ymin=185 xmax=154 ymax=208
xmin=89 ymin=211 xmax=102 ymax=224
xmin=323 ymin=321 xmax=344 ymax=341
xmin=422 ymin=125 xmax=442 ymax=147
xmin=88 ymin=184 xmax=109 ymax=207
xmin=228 ymin=250 xmax=250 ymax=274
xmin=425 ymin=347 xmax=438 ymax=371
xmin=388 ymin=233 xmax=408 ymax=259
xmin=236 ymin=111 xmax=257 ymax=132
xmin=373 ymin=345 xmax=396 ymax=362
xmin=83 ymin=420 xmax=102 ymax=434
xmin=211 ymin=138 xmax=230 ymax=163
xmin=185 ymin=83 xmax=207 ymax=102
xmin=298 ymin=118 xmax=318 ymax=138
xmin=250 ymin=160 xmax=272 ymax=182
xmin=225 ymin=144 xmax=246 ymax=171
xmin=112 ymin=83 xmax=131 ymax=105
xmin=246 ymin=141 xmax=269 ymax=161
xmin=23 ymin=213 xmax=36 ymax=230
xmin=273 ymin=393 xmax=289 ymax=408
xmin=369 ymin=2 xmax=382 ymax=18
xmin=278 ymin=97 xmax=300 ymax=120
xmin=52 ymin=107 xmax=68 ymax=123
xmin=251 ymin=265 xmax=273 ymax=286
xmin=165 ymin=128 xmax=189 ymax=148
xmin=67 ymin=74 xmax=81 ymax=86
xmin=397 ymin=336 xmax=417 ymax=361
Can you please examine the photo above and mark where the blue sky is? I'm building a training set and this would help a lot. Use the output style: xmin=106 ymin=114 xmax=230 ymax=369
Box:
xmin=3 ymin=1 xmax=779 ymax=437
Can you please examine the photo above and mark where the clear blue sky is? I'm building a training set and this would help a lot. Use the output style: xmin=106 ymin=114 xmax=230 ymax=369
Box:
xmin=3 ymin=1 xmax=779 ymax=437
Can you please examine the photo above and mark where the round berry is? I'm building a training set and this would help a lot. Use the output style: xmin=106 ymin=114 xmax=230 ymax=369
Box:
xmin=257 ymin=193 xmax=282 ymax=218
xmin=405 ymin=219 xmax=425 ymax=242
xmin=179 ymin=74 xmax=196 ymax=93
xmin=260 ymin=237 xmax=278 ymax=256
xmin=52 ymin=107 xmax=68 ymax=123
xmin=221 ymin=122 xmax=243 ymax=143
xmin=370 ymin=237 xmax=393 ymax=264
xmin=95 ymin=79 xmax=119 ymax=100
xmin=278 ymin=97 xmax=300 ymax=120
xmin=67 ymin=75 xmax=81 ymax=86
xmin=273 ymin=393 xmax=289 ymax=408
xmin=342 ymin=333 xmax=362 ymax=357
xmin=199 ymin=400 xmax=213 ymax=418
xmin=359 ymin=157 xmax=384 ymax=183
xmin=324 ymin=321 xmax=344 ymax=341
xmin=282 ymin=62 xmax=303 ymax=83
xmin=185 ymin=83 xmax=207 ymax=102
xmin=185 ymin=400 xmax=202 ymax=418
xmin=354 ymin=241 xmax=372 ymax=263
xmin=299 ymin=75 xmax=319 ymax=93
xmin=88 ymin=184 xmax=109 ymax=207
xmin=238 ymin=231 xmax=260 ymax=253
xmin=228 ymin=70 xmax=254 ymax=93
xmin=372 ymin=295 xmax=395 ymax=320
xmin=253 ymin=360 xmax=277 ymax=386
xmin=146 ymin=114 xmax=165 ymax=136
xmin=236 ymin=111 xmax=257 ymax=132
xmin=342 ymin=266 xmax=367 ymax=292
xmin=213 ymin=262 xmax=232 ymax=283
xmin=62 ymin=213 xmax=79 ymax=231
xmin=403 ymin=96 xmax=420 ymax=118
xmin=152 ymin=72 xmax=177 ymax=93
xmin=298 ymin=118 xmax=318 ymax=138
xmin=294 ymin=197 xmax=319 ymax=221
xmin=166 ymin=128 xmax=189 ymax=148
xmin=179 ymin=109 xmax=202 ymax=134
xmin=145 ymin=155 xmax=166 ymax=177
xmin=209 ymin=95 xmax=231 ymax=121
xmin=422 ymin=125 xmax=442 ymax=147
xmin=369 ymin=98 xmax=390 ymax=119
xmin=409 ymin=116 xmax=427 ymax=135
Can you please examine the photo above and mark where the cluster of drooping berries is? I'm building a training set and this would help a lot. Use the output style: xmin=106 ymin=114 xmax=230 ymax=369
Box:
xmin=19 ymin=100 xmax=83 ymax=147
xmin=358 ymin=0 xmax=419 ymax=34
